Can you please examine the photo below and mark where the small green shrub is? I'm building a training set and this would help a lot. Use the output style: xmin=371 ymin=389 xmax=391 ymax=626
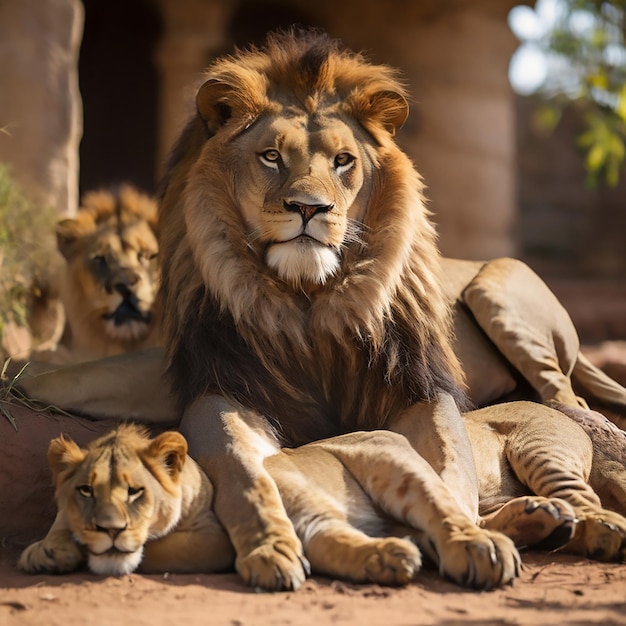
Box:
xmin=0 ymin=163 xmax=57 ymax=337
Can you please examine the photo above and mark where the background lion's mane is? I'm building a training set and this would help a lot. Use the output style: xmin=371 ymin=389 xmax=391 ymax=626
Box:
xmin=158 ymin=30 xmax=466 ymax=445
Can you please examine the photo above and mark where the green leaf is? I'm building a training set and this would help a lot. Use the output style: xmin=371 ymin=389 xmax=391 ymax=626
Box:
xmin=617 ymin=84 xmax=626 ymax=122
xmin=586 ymin=142 xmax=608 ymax=172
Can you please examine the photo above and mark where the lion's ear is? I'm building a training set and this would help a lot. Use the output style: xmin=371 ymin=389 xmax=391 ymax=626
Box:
xmin=56 ymin=215 xmax=95 ymax=260
xmin=147 ymin=431 xmax=188 ymax=478
xmin=47 ymin=435 xmax=87 ymax=485
xmin=196 ymin=78 xmax=262 ymax=135
xmin=197 ymin=78 xmax=234 ymax=133
xmin=349 ymin=89 xmax=409 ymax=138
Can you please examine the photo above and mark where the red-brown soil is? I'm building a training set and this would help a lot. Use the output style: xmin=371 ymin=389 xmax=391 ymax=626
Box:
xmin=2 ymin=548 xmax=626 ymax=626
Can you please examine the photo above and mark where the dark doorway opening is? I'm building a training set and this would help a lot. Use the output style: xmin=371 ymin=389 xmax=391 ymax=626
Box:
xmin=78 ymin=0 xmax=162 ymax=196
xmin=228 ymin=1 xmax=319 ymax=50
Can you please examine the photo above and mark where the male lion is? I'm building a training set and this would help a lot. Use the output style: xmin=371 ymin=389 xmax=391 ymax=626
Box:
xmin=32 ymin=185 xmax=161 ymax=364
xmin=19 ymin=410 xmax=626 ymax=585
xmin=155 ymin=29 xmax=514 ymax=590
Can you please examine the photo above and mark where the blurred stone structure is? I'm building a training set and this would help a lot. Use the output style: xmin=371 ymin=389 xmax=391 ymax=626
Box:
xmin=0 ymin=0 xmax=83 ymax=215
xmin=0 ymin=0 xmax=523 ymax=260
xmin=517 ymin=96 xmax=626 ymax=281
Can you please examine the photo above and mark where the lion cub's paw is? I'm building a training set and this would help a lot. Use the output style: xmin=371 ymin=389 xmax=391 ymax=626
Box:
xmin=18 ymin=531 xmax=84 ymax=574
xmin=482 ymin=496 xmax=577 ymax=551
xmin=437 ymin=525 xmax=521 ymax=590
xmin=573 ymin=510 xmax=626 ymax=562
xmin=364 ymin=537 xmax=421 ymax=586
xmin=236 ymin=539 xmax=310 ymax=591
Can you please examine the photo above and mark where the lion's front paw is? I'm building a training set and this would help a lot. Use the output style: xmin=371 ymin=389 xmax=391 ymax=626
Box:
xmin=364 ymin=537 xmax=421 ymax=586
xmin=436 ymin=525 xmax=521 ymax=590
xmin=482 ymin=496 xmax=577 ymax=551
xmin=236 ymin=539 xmax=310 ymax=591
xmin=18 ymin=531 xmax=84 ymax=574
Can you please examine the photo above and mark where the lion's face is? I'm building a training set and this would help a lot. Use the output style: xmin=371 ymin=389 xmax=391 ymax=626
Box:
xmin=49 ymin=426 xmax=187 ymax=576
xmin=182 ymin=46 xmax=410 ymax=294
xmin=233 ymin=113 xmax=374 ymax=286
xmin=57 ymin=187 xmax=159 ymax=348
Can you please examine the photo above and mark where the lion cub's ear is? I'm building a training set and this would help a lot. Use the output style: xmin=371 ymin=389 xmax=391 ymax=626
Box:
xmin=147 ymin=431 xmax=188 ymax=478
xmin=47 ymin=435 xmax=87 ymax=486
xmin=56 ymin=214 xmax=96 ymax=261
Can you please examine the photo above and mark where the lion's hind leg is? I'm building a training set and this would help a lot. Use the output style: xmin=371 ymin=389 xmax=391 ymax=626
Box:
xmin=506 ymin=409 xmax=626 ymax=562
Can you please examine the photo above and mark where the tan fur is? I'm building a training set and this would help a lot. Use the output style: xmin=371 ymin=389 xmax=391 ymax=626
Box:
xmin=443 ymin=257 xmax=626 ymax=429
xmin=35 ymin=185 xmax=161 ymax=363
xmin=20 ymin=412 xmax=626 ymax=585
xmin=471 ymin=402 xmax=626 ymax=562
xmin=18 ymin=425 xmax=514 ymax=588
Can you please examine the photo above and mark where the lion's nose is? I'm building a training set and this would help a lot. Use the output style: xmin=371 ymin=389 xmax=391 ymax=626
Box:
xmin=95 ymin=523 xmax=127 ymax=539
xmin=106 ymin=271 xmax=140 ymax=295
xmin=283 ymin=200 xmax=333 ymax=223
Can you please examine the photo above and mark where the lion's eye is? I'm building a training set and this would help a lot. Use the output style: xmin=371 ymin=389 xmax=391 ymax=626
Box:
xmin=259 ymin=149 xmax=281 ymax=169
xmin=138 ymin=250 xmax=157 ymax=266
xmin=334 ymin=153 xmax=355 ymax=170
xmin=128 ymin=486 xmax=144 ymax=502
xmin=77 ymin=485 xmax=94 ymax=498
xmin=91 ymin=254 xmax=107 ymax=269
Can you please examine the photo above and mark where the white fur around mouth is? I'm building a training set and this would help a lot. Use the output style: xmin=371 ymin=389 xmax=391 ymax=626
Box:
xmin=88 ymin=548 xmax=144 ymax=576
xmin=266 ymin=237 xmax=339 ymax=285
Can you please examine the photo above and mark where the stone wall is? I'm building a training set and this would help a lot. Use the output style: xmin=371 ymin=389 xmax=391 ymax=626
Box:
xmin=517 ymin=95 xmax=626 ymax=280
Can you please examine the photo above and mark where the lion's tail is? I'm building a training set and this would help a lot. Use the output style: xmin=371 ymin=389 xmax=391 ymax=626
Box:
xmin=572 ymin=352 xmax=626 ymax=429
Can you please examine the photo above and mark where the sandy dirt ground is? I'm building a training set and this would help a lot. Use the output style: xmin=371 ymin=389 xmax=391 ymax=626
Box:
xmin=1 ymin=340 xmax=626 ymax=625
xmin=2 ymin=547 xmax=626 ymax=626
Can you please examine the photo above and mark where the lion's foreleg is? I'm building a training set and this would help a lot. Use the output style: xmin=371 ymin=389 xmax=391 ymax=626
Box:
xmin=179 ymin=395 xmax=307 ymax=591
xmin=389 ymin=391 xmax=479 ymax=521
xmin=315 ymin=431 xmax=520 ymax=589
xmin=18 ymin=510 xmax=85 ymax=574
xmin=16 ymin=348 xmax=176 ymax=424
xmin=505 ymin=413 xmax=626 ymax=562
xmin=266 ymin=450 xmax=421 ymax=586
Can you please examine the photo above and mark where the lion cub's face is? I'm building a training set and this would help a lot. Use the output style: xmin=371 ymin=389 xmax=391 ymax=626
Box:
xmin=236 ymin=113 xmax=374 ymax=286
xmin=49 ymin=427 xmax=187 ymax=576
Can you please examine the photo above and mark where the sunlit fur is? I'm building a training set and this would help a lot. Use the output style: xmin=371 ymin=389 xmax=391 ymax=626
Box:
xmin=159 ymin=29 xmax=466 ymax=446
xmin=56 ymin=185 xmax=161 ymax=362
